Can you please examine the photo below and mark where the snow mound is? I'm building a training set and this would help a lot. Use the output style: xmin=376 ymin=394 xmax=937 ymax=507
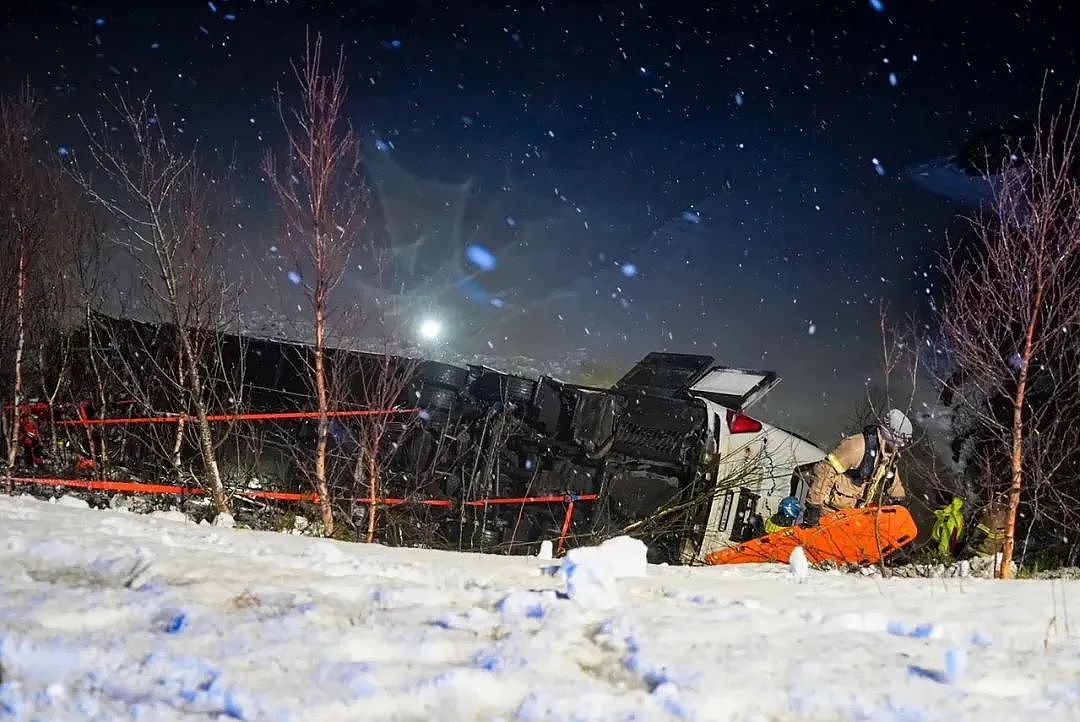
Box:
xmin=560 ymin=535 xmax=647 ymax=608
xmin=213 ymin=512 xmax=236 ymax=529
xmin=52 ymin=495 xmax=90 ymax=509
xmin=148 ymin=509 xmax=191 ymax=524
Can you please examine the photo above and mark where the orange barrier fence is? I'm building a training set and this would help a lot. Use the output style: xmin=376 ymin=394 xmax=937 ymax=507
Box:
xmin=5 ymin=475 xmax=596 ymax=554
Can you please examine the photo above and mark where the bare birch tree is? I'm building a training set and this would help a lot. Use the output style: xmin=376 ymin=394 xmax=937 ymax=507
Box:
xmin=937 ymin=91 xmax=1080 ymax=578
xmin=73 ymin=94 xmax=235 ymax=514
xmin=0 ymin=87 xmax=53 ymax=475
xmin=263 ymin=32 xmax=368 ymax=535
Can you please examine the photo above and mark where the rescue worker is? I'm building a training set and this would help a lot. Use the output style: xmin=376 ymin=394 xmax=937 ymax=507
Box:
xmin=764 ymin=496 xmax=802 ymax=534
xmin=18 ymin=412 xmax=46 ymax=469
xmin=966 ymin=496 xmax=1009 ymax=557
xmin=801 ymin=409 xmax=912 ymax=527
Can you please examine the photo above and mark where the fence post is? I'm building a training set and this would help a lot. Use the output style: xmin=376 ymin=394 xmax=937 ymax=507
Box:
xmin=557 ymin=496 xmax=576 ymax=556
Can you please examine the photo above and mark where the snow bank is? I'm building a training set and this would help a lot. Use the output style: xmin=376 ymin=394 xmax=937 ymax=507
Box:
xmin=0 ymin=495 xmax=1078 ymax=721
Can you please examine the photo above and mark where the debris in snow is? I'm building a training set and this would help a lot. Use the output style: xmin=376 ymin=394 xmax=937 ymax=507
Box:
xmin=560 ymin=535 xmax=647 ymax=608
xmin=163 ymin=612 xmax=188 ymax=634
xmin=909 ymin=646 xmax=967 ymax=686
xmin=788 ymin=546 xmax=809 ymax=580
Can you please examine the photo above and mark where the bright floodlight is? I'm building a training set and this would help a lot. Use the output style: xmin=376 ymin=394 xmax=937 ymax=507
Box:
xmin=418 ymin=317 xmax=443 ymax=341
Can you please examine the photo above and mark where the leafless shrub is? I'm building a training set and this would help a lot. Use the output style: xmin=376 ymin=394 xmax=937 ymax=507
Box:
xmin=71 ymin=94 xmax=242 ymax=513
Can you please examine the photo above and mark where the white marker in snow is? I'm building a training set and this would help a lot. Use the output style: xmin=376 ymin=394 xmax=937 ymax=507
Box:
xmin=537 ymin=540 xmax=554 ymax=560
xmin=789 ymin=546 xmax=809 ymax=580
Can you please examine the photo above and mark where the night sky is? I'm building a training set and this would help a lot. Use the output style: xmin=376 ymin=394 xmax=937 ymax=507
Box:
xmin=4 ymin=0 xmax=1079 ymax=440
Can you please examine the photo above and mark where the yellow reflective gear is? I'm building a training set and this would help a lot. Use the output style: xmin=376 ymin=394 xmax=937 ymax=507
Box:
xmin=826 ymin=453 xmax=847 ymax=474
xmin=931 ymin=497 xmax=965 ymax=558
xmin=764 ymin=517 xmax=789 ymax=535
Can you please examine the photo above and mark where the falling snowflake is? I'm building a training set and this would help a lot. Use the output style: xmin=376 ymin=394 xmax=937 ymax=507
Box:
xmin=888 ymin=72 xmax=898 ymax=86
xmin=734 ymin=92 xmax=744 ymax=107
xmin=465 ymin=244 xmax=497 ymax=271
xmin=287 ymin=271 xmax=302 ymax=286
xmin=620 ymin=263 xmax=638 ymax=278
xmin=869 ymin=0 xmax=885 ymax=12
xmin=872 ymin=158 xmax=886 ymax=176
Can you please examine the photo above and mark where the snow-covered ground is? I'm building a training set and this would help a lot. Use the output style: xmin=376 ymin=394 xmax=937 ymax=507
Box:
xmin=1 ymin=495 xmax=1079 ymax=722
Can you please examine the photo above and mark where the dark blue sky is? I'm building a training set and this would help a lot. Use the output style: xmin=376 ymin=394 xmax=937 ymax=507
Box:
xmin=4 ymin=0 xmax=1078 ymax=438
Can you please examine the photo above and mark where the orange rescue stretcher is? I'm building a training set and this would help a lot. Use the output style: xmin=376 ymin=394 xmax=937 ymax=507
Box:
xmin=704 ymin=505 xmax=918 ymax=566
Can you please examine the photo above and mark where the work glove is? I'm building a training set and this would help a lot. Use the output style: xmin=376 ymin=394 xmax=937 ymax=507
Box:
xmin=801 ymin=504 xmax=822 ymax=528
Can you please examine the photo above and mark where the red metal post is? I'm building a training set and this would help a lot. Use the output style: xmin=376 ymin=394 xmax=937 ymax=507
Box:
xmin=557 ymin=498 xmax=576 ymax=556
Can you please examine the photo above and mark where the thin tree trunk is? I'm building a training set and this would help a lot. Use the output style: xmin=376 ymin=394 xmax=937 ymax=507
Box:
xmin=172 ymin=414 xmax=187 ymax=488
xmin=7 ymin=245 xmax=28 ymax=473
xmin=85 ymin=306 xmax=109 ymax=468
xmin=313 ymin=295 xmax=334 ymax=534
xmin=1001 ymin=281 xmax=1044 ymax=579
xmin=178 ymin=329 xmax=229 ymax=514
xmin=366 ymin=449 xmax=377 ymax=543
